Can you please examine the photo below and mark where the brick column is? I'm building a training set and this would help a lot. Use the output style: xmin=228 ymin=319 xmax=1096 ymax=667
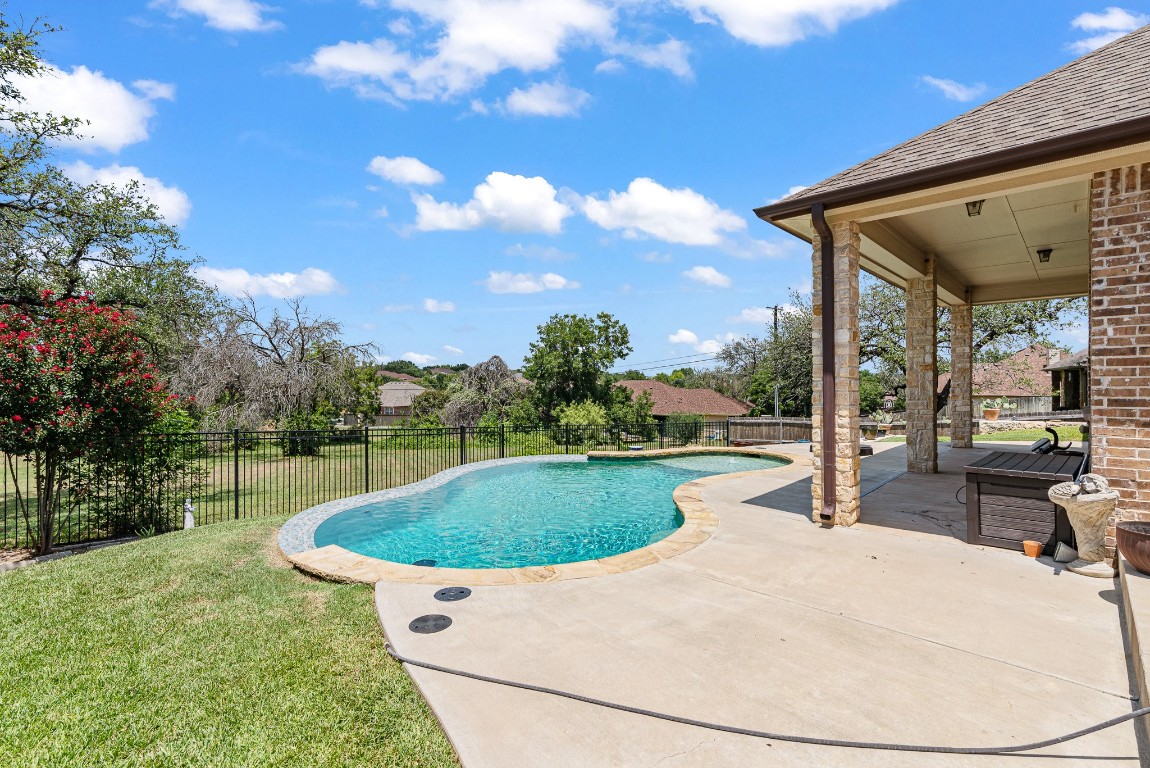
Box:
xmin=950 ymin=302 xmax=974 ymax=449
xmin=905 ymin=258 xmax=938 ymax=473
xmin=811 ymin=220 xmax=861 ymax=525
xmin=1090 ymin=163 xmax=1150 ymax=562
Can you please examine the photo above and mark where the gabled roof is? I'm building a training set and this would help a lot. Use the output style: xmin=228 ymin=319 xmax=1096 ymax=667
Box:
xmin=378 ymin=381 xmax=426 ymax=408
xmin=937 ymin=345 xmax=1055 ymax=398
xmin=757 ymin=24 xmax=1150 ymax=220
xmin=617 ymin=380 xmax=750 ymax=417
xmin=1045 ymin=348 xmax=1089 ymax=371
xmin=378 ymin=371 xmax=419 ymax=382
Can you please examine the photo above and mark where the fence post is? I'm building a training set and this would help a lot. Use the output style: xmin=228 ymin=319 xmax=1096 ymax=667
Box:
xmin=726 ymin=418 xmax=731 ymax=447
xmin=232 ymin=428 xmax=240 ymax=521
xmin=565 ymin=425 xmax=570 ymax=454
xmin=459 ymin=425 xmax=467 ymax=465
xmin=499 ymin=422 xmax=506 ymax=459
xmin=659 ymin=421 xmax=665 ymax=450
xmin=363 ymin=426 xmax=370 ymax=494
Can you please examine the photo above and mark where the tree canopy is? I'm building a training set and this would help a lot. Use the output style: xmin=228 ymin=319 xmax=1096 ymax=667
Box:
xmin=523 ymin=312 xmax=631 ymax=421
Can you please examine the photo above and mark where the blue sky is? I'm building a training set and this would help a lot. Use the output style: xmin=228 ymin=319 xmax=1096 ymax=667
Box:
xmin=18 ymin=1 xmax=1143 ymax=372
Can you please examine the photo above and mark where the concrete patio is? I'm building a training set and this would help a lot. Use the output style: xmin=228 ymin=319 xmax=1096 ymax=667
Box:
xmin=376 ymin=443 xmax=1144 ymax=766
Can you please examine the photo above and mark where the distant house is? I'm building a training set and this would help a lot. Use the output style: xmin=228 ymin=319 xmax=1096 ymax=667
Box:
xmin=378 ymin=370 xmax=420 ymax=383
xmin=937 ymin=345 xmax=1056 ymax=415
xmin=377 ymin=381 xmax=426 ymax=425
xmin=1045 ymin=349 xmax=1089 ymax=412
xmin=616 ymin=380 xmax=750 ymax=422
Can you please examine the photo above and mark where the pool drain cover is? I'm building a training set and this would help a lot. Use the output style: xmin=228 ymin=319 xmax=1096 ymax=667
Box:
xmin=409 ymin=614 xmax=452 ymax=634
xmin=434 ymin=587 xmax=472 ymax=602
xmin=412 ymin=558 xmax=438 ymax=567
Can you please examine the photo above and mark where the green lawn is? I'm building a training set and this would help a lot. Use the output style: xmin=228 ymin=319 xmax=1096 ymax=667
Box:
xmin=0 ymin=518 xmax=456 ymax=768
xmin=879 ymin=426 xmax=1084 ymax=443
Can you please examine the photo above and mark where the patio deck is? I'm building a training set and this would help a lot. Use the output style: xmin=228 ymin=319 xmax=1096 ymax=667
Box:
xmin=375 ymin=443 xmax=1142 ymax=766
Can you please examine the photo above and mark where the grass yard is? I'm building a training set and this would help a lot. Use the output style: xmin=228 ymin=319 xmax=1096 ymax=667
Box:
xmin=879 ymin=426 xmax=1084 ymax=443
xmin=0 ymin=518 xmax=456 ymax=768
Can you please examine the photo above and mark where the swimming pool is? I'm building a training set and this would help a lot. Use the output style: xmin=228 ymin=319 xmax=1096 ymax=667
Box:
xmin=309 ymin=453 xmax=786 ymax=569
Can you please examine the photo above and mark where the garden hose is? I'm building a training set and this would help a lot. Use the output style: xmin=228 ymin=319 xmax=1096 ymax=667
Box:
xmin=386 ymin=643 xmax=1148 ymax=756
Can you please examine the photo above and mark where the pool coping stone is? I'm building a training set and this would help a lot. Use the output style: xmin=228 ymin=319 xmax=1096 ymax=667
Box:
xmin=280 ymin=447 xmax=793 ymax=586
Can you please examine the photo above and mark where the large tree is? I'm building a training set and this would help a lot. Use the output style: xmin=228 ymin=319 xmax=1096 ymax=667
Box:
xmin=0 ymin=16 xmax=215 ymax=370
xmin=170 ymin=297 xmax=375 ymax=429
xmin=523 ymin=312 xmax=631 ymax=421
xmin=858 ymin=274 xmax=1085 ymax=407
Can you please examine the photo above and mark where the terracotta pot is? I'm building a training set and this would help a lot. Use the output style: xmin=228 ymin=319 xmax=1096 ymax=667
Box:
xmin=1022 ymin=540 xmax=1043 ymax=558
xmin=982 ymin=409 xmax=1000 ymax=421
xmin=1117 ymin=521 xmax=1150 ymax=575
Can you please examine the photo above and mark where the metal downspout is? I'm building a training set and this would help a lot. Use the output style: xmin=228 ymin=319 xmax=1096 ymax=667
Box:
xmin=811 ymin=204 xmax=836 ymax=523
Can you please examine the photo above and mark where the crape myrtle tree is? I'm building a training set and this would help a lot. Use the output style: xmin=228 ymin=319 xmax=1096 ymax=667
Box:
xmin=0 ymin=294 xmax=181 ymax=554
xmin=523 ymin=312 xmax=632 ymax=422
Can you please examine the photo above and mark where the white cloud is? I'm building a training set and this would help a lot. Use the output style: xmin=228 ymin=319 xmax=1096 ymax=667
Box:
xmin=501 ymin=80 xmax=590 ymax=117
xmin=505 ymin=243 xmax=575 ymax=261
xmin=683 ymin=265 xmax=731 ymax=287
xmin=581 ymin=177 xmax=745 ymax=245
xmin=595 ymin=58 xmax=624 ymax=74
xmin=414 ymin=172 xmax=572 ymax=233
xmin=14 ymin=66 xmax=173 ymax=153
xmin=670 ymin=0 xmax=899 ymax=47
xmin=443 ymin=344 xmax=464 ymax=355
xmin=668 ymin=328 xmax=699 ymax=345
xmin=151 ymin=0 xmax=282 ymax=32
xmin=196 ymin=266 xmax=340 ymax=298
xmin=300 ymin=0 xmax=612 ymax=102
xmin=367 ymin=155 xmax=444 ymax=185
xmin=920 ymin=75 xmax=987 ymax=102
xmin=132 ymin=79 xmax=176 ymax=101
xmin=694 ymin=339 xmax=723 ymax=354
xmin=403 ymin=352 xmax=437 ymax=365
xmin=483 ymin=271 xmax=580 ymax=293
xmin=728 ymin=307 xmax=774 ymax=324
xmin=1068 ymin=7 xmax=1148 ymax=53
xmin=423 ymin=297 xmax=456 ymax=313
xmin=605 ymin=38 xmax=692 ymax=78
xmin=64 ymin=162 xmax=191 ymax=226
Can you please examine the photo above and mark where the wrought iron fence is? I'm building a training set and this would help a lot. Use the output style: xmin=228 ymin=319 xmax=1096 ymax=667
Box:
xmin=1 ymin=420 xmax=732 ymax=551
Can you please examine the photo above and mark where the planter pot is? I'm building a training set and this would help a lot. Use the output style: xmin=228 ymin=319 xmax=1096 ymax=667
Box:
xmin=1117 ymin=521 xmax=1150 ymax=576
xmin=1022 ymin=540 xmax=1043 ymax=558
xmin=982 ymin=409 xmax=1000 ymax=421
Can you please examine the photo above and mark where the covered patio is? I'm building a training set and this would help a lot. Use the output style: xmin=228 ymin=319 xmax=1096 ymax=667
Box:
xmin=754 ymin=24 xmax=1150 ymax=563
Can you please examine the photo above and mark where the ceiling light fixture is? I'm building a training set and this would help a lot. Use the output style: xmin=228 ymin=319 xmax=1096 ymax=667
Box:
xmin=965 ymin=199 xmax=985 ymax=217
xmin=1037 ymin=248 xmax=1053 ymax=263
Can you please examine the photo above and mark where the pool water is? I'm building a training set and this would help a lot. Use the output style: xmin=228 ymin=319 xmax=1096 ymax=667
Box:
xmin=313 ymin=454 xmax=786 ymax=569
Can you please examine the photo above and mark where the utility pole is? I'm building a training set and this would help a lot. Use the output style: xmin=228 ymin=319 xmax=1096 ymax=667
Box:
xmin=764 ymin=305 xmax=783 ymax=444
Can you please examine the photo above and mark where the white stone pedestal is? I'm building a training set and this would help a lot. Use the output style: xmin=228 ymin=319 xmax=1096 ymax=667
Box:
xmin=1049 ymin=474 xmax=1118 ymax=579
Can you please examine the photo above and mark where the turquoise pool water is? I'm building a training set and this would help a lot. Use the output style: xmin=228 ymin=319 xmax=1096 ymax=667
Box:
xmin=313 ymin=454 xmax=786 ymax=569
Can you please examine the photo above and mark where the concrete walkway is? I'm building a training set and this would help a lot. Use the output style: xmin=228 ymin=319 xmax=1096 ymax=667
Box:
xmin=376 ymin=443 xmax=1142 ymax=766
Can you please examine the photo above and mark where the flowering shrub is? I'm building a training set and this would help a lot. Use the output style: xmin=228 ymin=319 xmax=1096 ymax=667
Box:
xmin=0 ymin=293 xmax=179 ymax=553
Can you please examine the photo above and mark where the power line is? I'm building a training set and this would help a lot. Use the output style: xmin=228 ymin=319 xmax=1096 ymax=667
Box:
xmin=613 ymin=355 xmax=721 ymax=373
xmin=614 ymin=351 xmax=725 ymax=368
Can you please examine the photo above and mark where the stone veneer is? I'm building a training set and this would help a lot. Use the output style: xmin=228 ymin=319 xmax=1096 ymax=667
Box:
xmin=905 ymin=257 xmax=938 ymax=473
xmin=1090 ymin=163 xmax=1150 ymax=562
xmin=811 ymin=220 xmax=861 ymax=525
xmin=950 ymin=302 xmax=974 ymax=449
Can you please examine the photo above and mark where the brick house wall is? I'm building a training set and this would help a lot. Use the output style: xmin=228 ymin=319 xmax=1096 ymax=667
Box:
xmin=1089 ymin=163 xmax=1150 ymax=560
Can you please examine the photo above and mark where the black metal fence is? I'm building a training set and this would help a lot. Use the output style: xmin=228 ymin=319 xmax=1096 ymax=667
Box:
xmin=1 ymin=420 xmax=732 ymax=551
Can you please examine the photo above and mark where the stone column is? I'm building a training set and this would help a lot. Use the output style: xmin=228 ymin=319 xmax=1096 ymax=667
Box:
xmin=811 ymin=221 xmax=861 ymax=526
xmin=950 ymin=301 xmax=974 ymax=449
xmin=1089 ymin=163 xmax=1150 ymax=563
xmin=905 ymin=258 xmax=938 ymax=473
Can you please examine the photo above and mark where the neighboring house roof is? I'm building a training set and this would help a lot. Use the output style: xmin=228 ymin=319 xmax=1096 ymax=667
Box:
xmin=427 ymin=367 xmax=455 ymax=375
xmin=937 ymin=345 xmax=1055 ymax=398
xmin=378 ymin=381 xmax=426 ymax=409
xmin=757 ymin=24 xmax=1150 ymax=220
xmin=617 ymin=380 xmax=750 ymax=417
xmin=378 ymin=371 xmax=419 ymax=382
xmin=1044 ymin=349 xmax=1089 ymax=371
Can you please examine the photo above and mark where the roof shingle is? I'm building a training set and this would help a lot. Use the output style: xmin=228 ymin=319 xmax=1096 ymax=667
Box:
xmin=617 ymin=380 xmax=750 ymax=417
